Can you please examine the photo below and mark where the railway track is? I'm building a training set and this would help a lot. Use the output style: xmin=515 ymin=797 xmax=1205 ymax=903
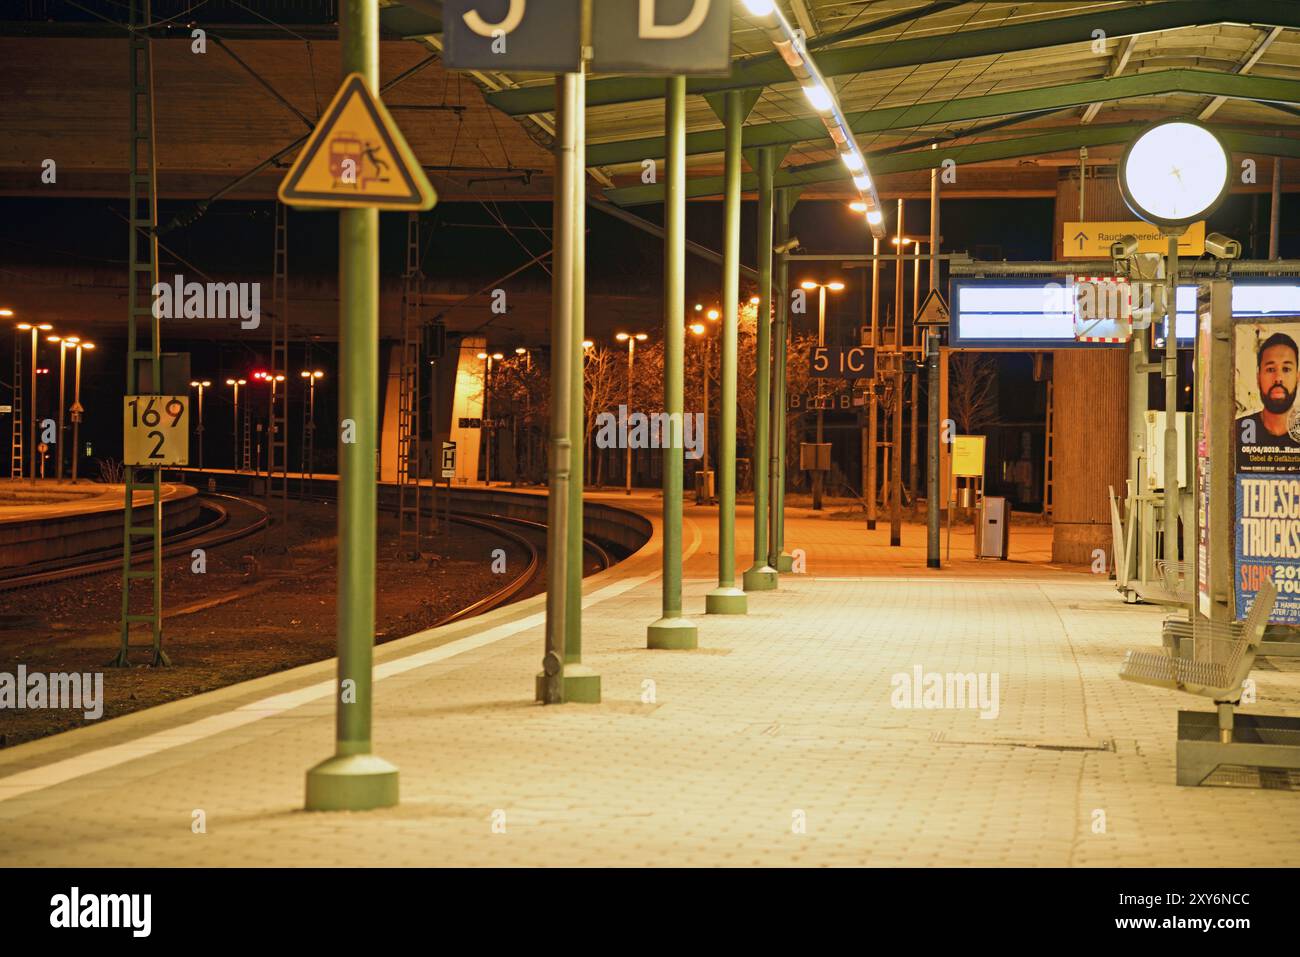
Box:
xmin=1 ymin=486 xmax=613 ymax=628
xmin=0 ymin=493 xmax=271 ymax=592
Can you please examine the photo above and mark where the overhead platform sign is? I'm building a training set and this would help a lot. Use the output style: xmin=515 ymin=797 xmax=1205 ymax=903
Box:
xmin=949 ymin=279 xmax=1300 ymax=350
xmin=279 ymin=74 xmax=436 ymax=211
xmin=443 ymin=0 xmax=732 ymax=74
xmin=1063 ymin=221 xmax=1205 ymax=258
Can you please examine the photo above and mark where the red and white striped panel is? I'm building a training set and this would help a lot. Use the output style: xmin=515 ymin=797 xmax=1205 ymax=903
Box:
xmin=1072 ymin=275 xmax=1133 ymax=343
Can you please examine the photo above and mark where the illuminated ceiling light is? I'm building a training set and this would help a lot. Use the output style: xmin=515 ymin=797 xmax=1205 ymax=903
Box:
xmin=866 ymin=210 xmax=884 ymax=225
xmin=741 ymin=0 xmax=777 ymax=15
xmin=849 ymin=201 xmax=867 ymax=213
xmin=802 ymin=83 xmax=834 ymax=114
xmin=853 ymin=173 xmax=871 ymax=191
xmin=841 ymin=150 xmax=865 ymax=173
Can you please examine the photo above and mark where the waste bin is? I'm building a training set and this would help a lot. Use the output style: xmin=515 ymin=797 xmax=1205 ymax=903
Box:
xmin=976 ymin=495 xmax=1009 ymax=559
xmin=695 ymin=468 xmax=715 ymax=504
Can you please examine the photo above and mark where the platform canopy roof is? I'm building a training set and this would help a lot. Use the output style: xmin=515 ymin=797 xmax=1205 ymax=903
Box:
xmin=5 ymin=1 xmax=1300 ymax=204
xmin=387 ymin=0 xmax=1300 ymax=203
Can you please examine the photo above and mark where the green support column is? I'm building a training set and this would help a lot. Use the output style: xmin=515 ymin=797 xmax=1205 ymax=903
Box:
xmin=706 ymin=90 xmax=748 ymax=616
xmin=305 ymin=0 xmax=399 ymax=811
xmin=648 ymin=76 xmax=698 ymax=650
xmin=565 ymin=64 xmax=600 ymax=701
xmin=744 ymin=146 xmax=778 ymax=592
xmin=538 ymin=74 xmax=577 ymax=703
xmin=770 ymin=189 xmax=794 ymax=573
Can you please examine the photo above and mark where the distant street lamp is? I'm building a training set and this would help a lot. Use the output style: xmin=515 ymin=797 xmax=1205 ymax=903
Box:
xmin=800 ymin=279 xmax=846 ymax=510
xmin=225 ymin=378 xmax=247 ymax=471
xmin=477 ymin=351 xmax=504 ymax=484
xmin=48 ymin=334 xmax=78 ymax=480
xmin=615 ymin=332 xmax=649 ymax=494
xmin=16 ymin=321 xmax=53 ymax=483
xmin=189 ymin=380 xmax=212 ymax=469
xmin=70 ymin=340 xmax=93 ymax=483
xmin=300 ymin=370 xmax=324 ymax=484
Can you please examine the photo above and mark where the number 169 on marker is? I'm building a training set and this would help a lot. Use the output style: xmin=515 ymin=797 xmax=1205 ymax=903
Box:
xmin=123 ymin=395 xmax=189 ymax=466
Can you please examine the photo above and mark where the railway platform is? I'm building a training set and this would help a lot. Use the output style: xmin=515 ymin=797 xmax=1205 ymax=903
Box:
xmin=1 ymin=490 xmax=1296 ymax=867
xmin=0 ymin=481 xmax=199 ymax=571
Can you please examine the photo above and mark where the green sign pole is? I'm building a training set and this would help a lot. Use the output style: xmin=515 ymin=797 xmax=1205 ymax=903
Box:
xmin=770 ymin=189 xmax=793 ymax=573
xmin=648 ymin=76 xmax=699 ymax=650
xmin=1163 ymin=233 xmax=1183 ymax=611
xmin=305 ymin=0 xmax=399 ymax=811
xmin=744 ymin=146 xmax=778 ymax=592
xmin=706 ymin=90 xmax=748 ymax=616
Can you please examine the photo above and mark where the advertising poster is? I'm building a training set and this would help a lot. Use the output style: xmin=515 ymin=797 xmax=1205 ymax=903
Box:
xmin=1234 ymin=318 xmax=1300 ymax=623
xmin=1234 ymin=320 xmax=1300 ymax=473
xmin=1234 ymin=473 xmax=1300 ymax=623
xmin=1197 ymin=300 xmax=1212 ymax=616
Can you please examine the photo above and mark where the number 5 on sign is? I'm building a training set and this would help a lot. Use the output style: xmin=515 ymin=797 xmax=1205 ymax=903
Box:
xmin=123 ymin=395 xmax=189 ymax=466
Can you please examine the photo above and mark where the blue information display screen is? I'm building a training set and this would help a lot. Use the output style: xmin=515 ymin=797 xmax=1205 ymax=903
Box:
xmin=950 ymin=279 xmax=1300 ymax=349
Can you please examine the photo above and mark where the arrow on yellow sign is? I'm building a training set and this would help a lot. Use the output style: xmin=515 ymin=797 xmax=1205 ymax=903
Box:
xmin=279 ymin=73 xmax=436 ymax=211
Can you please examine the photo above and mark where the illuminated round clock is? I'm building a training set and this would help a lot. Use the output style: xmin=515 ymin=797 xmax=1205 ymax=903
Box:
xmin=1118 ymin=119 xmax=1230 ymax=230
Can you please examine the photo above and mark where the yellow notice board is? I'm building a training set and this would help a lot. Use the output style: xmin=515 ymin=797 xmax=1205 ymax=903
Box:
xmin=123 ymin=395 xmax=189 ymax=466
xmin=278 ymin=73 xmax=436 ymax=211
xmin=1063 ymin=220 xmax=1205 ymax=258
xmin=952 ymin=435 xmax=986 ymax=478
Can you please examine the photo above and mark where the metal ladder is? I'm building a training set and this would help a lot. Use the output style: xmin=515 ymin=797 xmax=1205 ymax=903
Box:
xmin=116 ymin=0 xmax=167 ymax=667
xmin=10 ymin=340 xmax=23 ymax=480
xmin=268 ymin=202 xmax=290 ymax=544
xmin=241 ymin=400 xmax=252 ymax=471
xmin=397 ymin=211 xmax=424 ymax=558
xmin=301 ymin=342 xmax=314 ymax=496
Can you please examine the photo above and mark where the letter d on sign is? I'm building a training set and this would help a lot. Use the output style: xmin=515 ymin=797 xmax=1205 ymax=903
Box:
xmin=640 ymin=0 xmax=709 ymax=39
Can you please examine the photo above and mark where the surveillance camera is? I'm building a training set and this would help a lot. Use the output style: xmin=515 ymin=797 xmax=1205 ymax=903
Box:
xmin=773 ymin=237 xmax=801 ymax=255
xmin=1110 ymin=235 xmax=1139 ymax=260
xmin=1205 ymin=232 xmax=1241 ymax=260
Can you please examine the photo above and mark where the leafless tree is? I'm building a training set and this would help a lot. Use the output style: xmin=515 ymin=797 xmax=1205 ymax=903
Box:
xmin=948 ymin=352 xmax=1000 ymax=435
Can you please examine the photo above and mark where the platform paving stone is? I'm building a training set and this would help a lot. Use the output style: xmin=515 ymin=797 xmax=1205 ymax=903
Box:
xmin=0 ymin=499 xmax=1297 ymax=867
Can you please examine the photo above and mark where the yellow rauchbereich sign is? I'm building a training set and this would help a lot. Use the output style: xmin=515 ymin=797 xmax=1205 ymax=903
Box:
xmin=1063 ymin=221 xmax=1205 ymax=258
xmin=279 ymin=73 xmax=436 ymax=211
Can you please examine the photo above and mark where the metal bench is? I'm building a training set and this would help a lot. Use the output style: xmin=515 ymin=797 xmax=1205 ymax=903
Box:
xmin=1121 ymin=580 xmax=1300 ymax=786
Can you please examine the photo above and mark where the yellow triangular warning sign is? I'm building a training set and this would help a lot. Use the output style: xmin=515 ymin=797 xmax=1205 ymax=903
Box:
xmin=278 ymin=73 xmax=436 ymax=211
xmin=915 ymin=288 xmax=950 ymax=326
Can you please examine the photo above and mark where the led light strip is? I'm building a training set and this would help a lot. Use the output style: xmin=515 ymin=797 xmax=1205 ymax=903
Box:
xmin=741 ymin=0 xmax=887 ymax=238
